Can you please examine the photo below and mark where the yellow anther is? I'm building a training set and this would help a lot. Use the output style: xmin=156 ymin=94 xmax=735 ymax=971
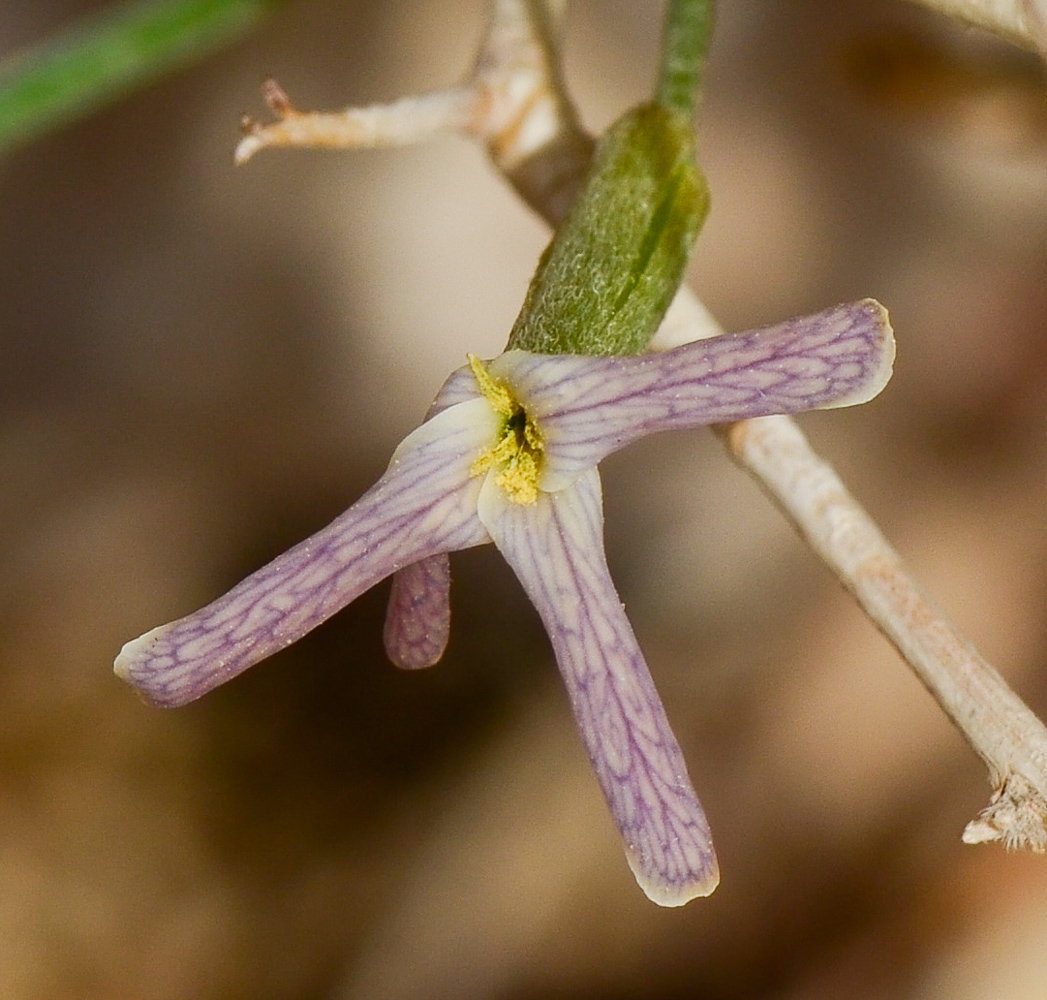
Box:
xmin=467 ymin=354 xmax=544 ymax=505
xmin=467 ymin=354 xmax=515 ymax=418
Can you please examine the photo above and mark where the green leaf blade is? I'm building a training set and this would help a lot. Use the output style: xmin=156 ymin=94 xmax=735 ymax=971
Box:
xmin=0 ymin=0 xmax=287 ymax=154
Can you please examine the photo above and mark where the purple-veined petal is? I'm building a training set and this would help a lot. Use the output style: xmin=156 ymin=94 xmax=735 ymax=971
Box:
xmin=489 ymin=299 xmax=893 ymax=491
xmin=383 ymin=554 xmax=451 ymax=669
xmin=429 ymin=365 xmax=483 ymax=410
xmin=115 ymin=398 xmax=499 ymax=707
xmin=380 ymin=369 xmax=484 ymax=669
xmin=477 ymin=468 xmax=719 ymax=905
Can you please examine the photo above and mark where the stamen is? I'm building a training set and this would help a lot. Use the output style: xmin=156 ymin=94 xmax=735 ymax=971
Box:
xmin=467 ymin=354 xmax=544 ymax=504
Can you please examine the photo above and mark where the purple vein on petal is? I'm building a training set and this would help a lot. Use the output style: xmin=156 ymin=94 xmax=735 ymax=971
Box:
xmin=490 ymin=299 xmax=894 ymax=491
xmin=384 ymin=554 xmax=452 ymax=669
xmin=380 ymin=367 xmax=485 ymax=670
xmin=477 ymin=468 xmax=719 ymax=905
xmin=115 ymin=398 xmax=499 ymax=707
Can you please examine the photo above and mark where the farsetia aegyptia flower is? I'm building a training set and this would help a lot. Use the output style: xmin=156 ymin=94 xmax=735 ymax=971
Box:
xmin=116 ymin=299 xmax=893 ymax=904
xmin=114 ymin=9 xmax=896 ymax=906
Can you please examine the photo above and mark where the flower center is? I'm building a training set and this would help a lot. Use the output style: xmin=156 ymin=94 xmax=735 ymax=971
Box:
xmin=467 ymin=354 xmax=544 ymax=505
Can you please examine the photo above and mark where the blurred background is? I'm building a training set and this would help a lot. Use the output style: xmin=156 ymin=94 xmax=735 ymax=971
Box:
xmin=2 ymin=0 xmax=1047 ymax=997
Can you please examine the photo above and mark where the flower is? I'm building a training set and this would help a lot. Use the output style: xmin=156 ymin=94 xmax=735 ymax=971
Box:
xmin=115 ymin=299 xmax=894 ymax=905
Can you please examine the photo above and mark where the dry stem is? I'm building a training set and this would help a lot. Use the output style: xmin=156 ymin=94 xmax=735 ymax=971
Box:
xmin=235 ymin=0 xmax=1047 ymax=850
xmin=715 ymin=417 xmax=1047 ymax=851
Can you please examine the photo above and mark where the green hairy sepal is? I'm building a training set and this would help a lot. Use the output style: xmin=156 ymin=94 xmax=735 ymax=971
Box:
xmin=507 ymin=102 xmax=708 ymax=357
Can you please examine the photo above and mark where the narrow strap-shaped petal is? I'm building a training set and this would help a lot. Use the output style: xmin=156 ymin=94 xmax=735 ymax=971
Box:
xmin=380 ymin=370 xmax=484 ymax=669
xmin=115 ymin=398 xmax=499 ymax=707
xmin=383 ymin=553 xmax=452 ymax=669
xmin=477 ymin=468 xmax=719 ymax=905
xmin=490 ymin=299 xmax=894 ymax=491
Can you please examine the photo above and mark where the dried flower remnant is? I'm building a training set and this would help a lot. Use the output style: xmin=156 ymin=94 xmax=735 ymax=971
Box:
xmin=117 ymin=300 xmax=894 ymax=905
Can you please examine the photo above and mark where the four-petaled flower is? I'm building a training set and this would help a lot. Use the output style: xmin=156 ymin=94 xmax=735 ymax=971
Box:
xmin=116 ymin=299 xmax=893 ymax=905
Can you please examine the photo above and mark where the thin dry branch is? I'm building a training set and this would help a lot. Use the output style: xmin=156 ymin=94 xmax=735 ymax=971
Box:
xmin=715 ymin=417 xmax=1047 ymax=851
xmin=235 ymin=0 xmax=1047 ymax=851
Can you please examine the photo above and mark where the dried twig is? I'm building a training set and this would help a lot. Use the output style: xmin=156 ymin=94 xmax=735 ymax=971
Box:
xmin=714 ymin=417 xmax=1047 ymax=851
xmin=235 ymin=0 xmax=1047 ymax=850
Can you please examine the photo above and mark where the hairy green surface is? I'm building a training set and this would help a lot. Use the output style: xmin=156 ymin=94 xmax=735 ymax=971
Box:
xmin=657 ymin=0 xmax=715 ymax=116
xmin=507 ymin=103 xmax=708 ymax=357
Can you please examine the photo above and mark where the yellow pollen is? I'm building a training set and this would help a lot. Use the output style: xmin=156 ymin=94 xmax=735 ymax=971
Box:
xmin=467 ymin=354 xmax=544 ymax=505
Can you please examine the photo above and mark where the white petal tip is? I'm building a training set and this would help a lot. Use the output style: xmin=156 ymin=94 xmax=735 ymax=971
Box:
xmin=630 ymin=857 xmax=721 ymax=907
xmin=113 ymin=627 xmax=161 ymax=683
xmin=113 ymin=625 xmax=189 ymax=707
xmin=820 ymin=298 xmax=896 ymax=409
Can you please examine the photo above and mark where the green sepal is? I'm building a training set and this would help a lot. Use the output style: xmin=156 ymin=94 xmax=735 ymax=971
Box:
xmin=506 ymin=102 xmax=708 ymax=357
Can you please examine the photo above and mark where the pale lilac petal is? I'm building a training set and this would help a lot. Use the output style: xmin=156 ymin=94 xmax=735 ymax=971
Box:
xmin=477 ymin=468 xmax=719 ymax=905
xmin=115 ymin=398 xmax=499 ymax=707
xmin=383 ymin=554 xmax=451 ymax=669
xmin=489 ymin=299 xmax=893 ymax=491
xmin=380 ymin=372 xmax=483 ymax=668
xmin=429 ymin=366 xmax=483 ymax=410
